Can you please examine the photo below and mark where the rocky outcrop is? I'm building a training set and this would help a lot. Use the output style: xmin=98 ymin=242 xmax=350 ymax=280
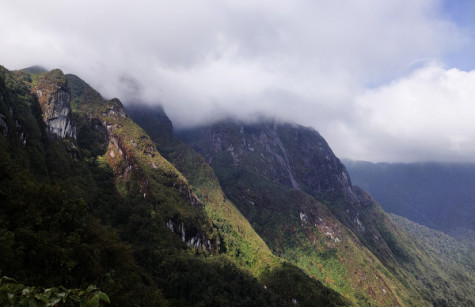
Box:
xmin=179 ymin=120 xmax=400 ymax=264
xmin=90 ymin=97 xmax=216 ymax=252
xmin=0 ymin=113 xmax=7 ymax=137
xmin=33 ymin=69 xmax=76 ymax=139
xmin=179 ymin=121 xmax=357 ymax=201
xmin=179 ymin=120 xmax=411 ymax=305
xmin=166 ymin=219 xmax=216 ymax=251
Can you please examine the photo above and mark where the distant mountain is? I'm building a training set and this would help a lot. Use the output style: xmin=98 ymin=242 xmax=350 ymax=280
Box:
xmin=21 ymin=65 xmax=48 ymax=74
xmin=389 ymin=214 xmax=474 ymax=274
xmin=343 ymin=160 xmax=475 ymax=238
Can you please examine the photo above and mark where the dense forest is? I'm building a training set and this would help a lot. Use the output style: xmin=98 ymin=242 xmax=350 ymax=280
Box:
xmin=0 ymin=66 xmax=350 ymax=306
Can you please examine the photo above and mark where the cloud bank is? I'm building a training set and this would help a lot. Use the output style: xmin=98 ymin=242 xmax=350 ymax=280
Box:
xmin=0 ymin=0 xmax=473 ymax=162
xmin=350 ymin=64 xmax=475 ymax=162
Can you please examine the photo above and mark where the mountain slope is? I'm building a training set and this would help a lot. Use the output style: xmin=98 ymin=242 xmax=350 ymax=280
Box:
xmin=0 ymin=65 xmax=352 ymax=306
xmin=389 ymin=214 xmax=474 ymax=274
xmin=129 ymin=113 xmax=411 ymax=306
xmin=0 ymin=66 xmax=168 ymax=305
xmin=3 ymin=64 xmax=473 ymax=306
xmin=178 ymin=120 xmax=475 ymax=306
xmin=128 ymin=104 xmax=351 ymax=306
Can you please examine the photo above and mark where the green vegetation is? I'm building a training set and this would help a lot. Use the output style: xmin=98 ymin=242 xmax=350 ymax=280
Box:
xmin=390 ymin=214 xmax=475 ymax=285
xmin=178 ymin=120 xmax=475 ymax=307
xmin=0 ymin=66 xmax=354 ymax=306
xmin=129 ymin=105 xmax=353 ymax=306
xmin=2 ymin=64 xmax=473 ymax=306
xmin=0 ymin=277 xmax=109 ymax=307
xmin=176 ymin=121 xmax=415 ymax=306
xmin=201 ymin=166 xmax=410 ymax=306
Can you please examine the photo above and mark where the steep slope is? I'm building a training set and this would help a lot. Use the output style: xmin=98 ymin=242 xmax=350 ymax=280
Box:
xmin=0 ymin=66 xmax=167 ymax=305
xmin=0 ymin=65 xmax=352 ymax=306
xmin=69 ymin=74 xmax=350 ymax=306
xmin=65 ymin=71 xmax=284 ymax=305
xmin=66 ymin=69 xmax=351 ymax=306
xmin=66 ymin=74 xmax=220 ymax=252
xmin=0 ymin=67 xmax=263 ymax=306
xmin=127 ymin=105 xmax=275 ymax=271
xmin=4 ymin=63 xmax=472 ymax=306
xmin=129 ymin=108 xmax=407 ymax=306
xmin=128 ymin=104 xmax=351 ymax=306
xmin=179 ymin=120 xmax=475 ymax=306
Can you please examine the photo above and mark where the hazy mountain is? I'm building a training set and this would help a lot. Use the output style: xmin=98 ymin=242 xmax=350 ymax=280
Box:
xmin=343 ymin=160 xmax=475 ymax=239
xmin=389 ymin=214 xmax=474 ymax=274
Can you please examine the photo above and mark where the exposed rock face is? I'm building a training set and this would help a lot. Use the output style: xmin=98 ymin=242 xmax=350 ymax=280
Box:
xmin=0 ymin=113 xmax=7 ymax=136
xmin=34 ymin=69 xmax=76 ymax=139
xmin=166 ymin=219 xmax=215 ymax=250
xmin=179 ymin=121 xmax=356 ymax=201
xmin=179 ymin=120 xmax=399 ymax=264
xmin=62 ymin=78 xmax=217 ymax=252
xmin=179 ymin=120 xmax=411 ymax=305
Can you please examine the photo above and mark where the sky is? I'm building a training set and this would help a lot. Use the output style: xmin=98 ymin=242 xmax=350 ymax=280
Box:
xmin=1 ymin=0 xmax=475 ymax=162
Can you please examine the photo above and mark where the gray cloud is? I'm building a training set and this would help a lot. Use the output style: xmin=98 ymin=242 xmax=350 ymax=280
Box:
xmin=0 ymin=0 xmax=471 ymax=162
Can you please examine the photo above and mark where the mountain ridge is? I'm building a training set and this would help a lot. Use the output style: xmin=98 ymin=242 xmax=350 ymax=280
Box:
xmin=0 ymin=66 xmax=352 ymax=306
xmin=175 ymin=118 xmax=475 ymax=306
xmin=1 ymin=64 xmax=473 ymax=306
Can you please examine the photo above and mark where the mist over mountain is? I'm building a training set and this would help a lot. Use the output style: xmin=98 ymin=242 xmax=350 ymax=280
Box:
xmin=1 ymin=64 xmax=474 ymax=306
xmin=170 ymin=117 xmax=474 ymax=306
xmin=2 ymin=1 xmax=475 ymax=305
xmin=4 ymin=1 xmax=475 ymax=163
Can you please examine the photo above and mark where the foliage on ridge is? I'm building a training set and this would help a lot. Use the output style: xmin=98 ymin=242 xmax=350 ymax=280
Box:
xmin=178 ymin=120 xmax=475 ymax=307
xmin=128 ymin=104 xmax=352 ymax=306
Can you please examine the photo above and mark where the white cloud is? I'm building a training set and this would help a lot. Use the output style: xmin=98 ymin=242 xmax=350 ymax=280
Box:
xmin=0 ymin=0 xmax=471 ymax=162
xmin=343 ymin=63 xmax=475 ymax=162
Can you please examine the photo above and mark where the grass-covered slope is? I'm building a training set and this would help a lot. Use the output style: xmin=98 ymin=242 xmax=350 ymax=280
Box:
xmin=0 ymin=67 xmax=261 ymax=306
xmin=178 ymin=120 xmax=475 ymax=307
xmin=0 ymin=65 xmax=352 ymax=306
xmin=128 ymin=104 xmax=352 ymax=306
xmin=0 ymin=66 xmax=168 ymax=305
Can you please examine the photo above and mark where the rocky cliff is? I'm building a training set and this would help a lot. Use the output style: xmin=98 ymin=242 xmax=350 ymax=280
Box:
xmin=178 ymin=121 xmax=396 ymax=261
xmin=65 ymin=73 xmax=221 ymax=253
xmin=0 ymin=66 xmax=357 ymax=306
xmin=178 ymin=119 xmax=475 ymax=306
xmin=33 ymin=69 xmax=76 ymax=139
